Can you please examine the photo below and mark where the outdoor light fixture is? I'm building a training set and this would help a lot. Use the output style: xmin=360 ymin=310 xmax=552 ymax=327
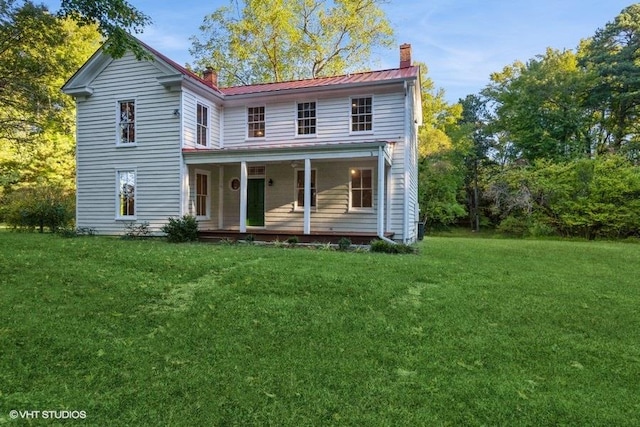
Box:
xmin=173 ymin=108 xmax=180 ymax=117
xmin=268 ymin=179 xmax=274 ymax=186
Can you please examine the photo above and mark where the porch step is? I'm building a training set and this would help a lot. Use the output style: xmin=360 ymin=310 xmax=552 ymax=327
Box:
xmin=198 ymin=230 xmax=394 ymax=245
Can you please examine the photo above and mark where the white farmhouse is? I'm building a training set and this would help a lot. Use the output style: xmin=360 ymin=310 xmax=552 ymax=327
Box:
xmin=62 ymin=39 xmax=422 ymax=243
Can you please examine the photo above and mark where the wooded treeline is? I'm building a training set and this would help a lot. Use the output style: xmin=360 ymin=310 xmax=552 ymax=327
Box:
xmin=421 ymin=4 xmax=640 ymax=238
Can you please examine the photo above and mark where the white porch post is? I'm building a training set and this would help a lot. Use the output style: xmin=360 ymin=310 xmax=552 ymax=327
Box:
xmin=377 ymin=146 xmax=385 ymax=237
xmin=304 ymin=158 xmax=311 ymax=235
xmin=218 ymin=166 xmax=224 ymax=229
xmin=240 ymin=161 xmax=247 ymax=233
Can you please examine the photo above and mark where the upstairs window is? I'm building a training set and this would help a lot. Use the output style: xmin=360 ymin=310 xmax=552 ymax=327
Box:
xmin=247 ymin=106 xmax=265 ymax=138
xmin=118 ymin=100 xmax=135 ymax=144
xmin=295 ymin=169 xmax=317 ymax=209
xmin=117 ymin=170 xmax=136 ymax=217
xmin=350 ymin=168 xmax=373 ymax=209
xmin=351 ymin=97 xmax=372 ymax=132
xmin=197 ymin=103 xmax=209 ymax=146
xmin=297 ymin=102 xmax=316 ymax=135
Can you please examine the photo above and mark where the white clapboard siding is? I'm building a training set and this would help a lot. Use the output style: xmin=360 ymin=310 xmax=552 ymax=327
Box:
xmin=182 ymin=89 xmax=221 ymax=149
xmin=75 ymin=52 xmax=182 ymax=234
xmin=222 ymin=88 xmax=406 ymax=148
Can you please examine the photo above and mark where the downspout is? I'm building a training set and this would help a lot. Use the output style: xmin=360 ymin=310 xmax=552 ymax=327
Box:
xmin=178 ymin=91 xmax=187 ymax=215
xmin=377 ymin=144 xmax=396 ymax=245
xmin=402 ymin=80 xmax=411 ymax=243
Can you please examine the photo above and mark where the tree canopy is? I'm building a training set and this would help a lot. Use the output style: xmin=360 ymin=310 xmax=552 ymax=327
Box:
xmin=57 ymin=0 xmax=151 ymax=59
xmin=190 ymin=0 xmax=395 ymax=86
xmin=420 ymin=4 xmax=640 ymax=237
xmin=0 ymin=2 xmax=101 ymax=195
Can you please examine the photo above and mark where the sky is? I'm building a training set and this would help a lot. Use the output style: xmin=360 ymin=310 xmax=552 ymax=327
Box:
xmin=42 ymin=0 xmax=636 ymax=102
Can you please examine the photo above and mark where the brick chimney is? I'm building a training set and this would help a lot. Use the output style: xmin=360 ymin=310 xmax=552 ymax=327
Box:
xmin=202 ymin=68 xmax=218 ymax=87
xmin=399 ymin=43 xmax=412 ymax=68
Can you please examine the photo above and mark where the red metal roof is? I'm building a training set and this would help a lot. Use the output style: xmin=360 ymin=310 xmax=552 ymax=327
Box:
xmin=219 ymin=66 xmax=420 ymax=96
xmin=137 ymin=38 xmax=419 ymax=98
xmin=136 ymin=39 xmax=222 ymax=93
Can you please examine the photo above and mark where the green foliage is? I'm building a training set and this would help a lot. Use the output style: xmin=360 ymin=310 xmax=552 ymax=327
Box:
xmin=161 ymin=215 xmax=199 ymax=243
xmin=485 ymin=155 xmax=640 ymax=239
xmin=1 ymin=4 xmax=101 ymax=196
xmin=416 ymin=62 xmax=469 ymax=228
xmin=419 ymin=158 xmax=467 ymax=227
xmin=190 ymin=0 xmax=394 ymax=86
xmin=1 ymin=183 xmax=75 ymax=232
xmin=57 ymin=0 xmax=151 ymax=59
xmin=57 ymin=225 xmax=95 ymax=238
xmin=122 ymin=221 xmax=151 ymax=240
xmin=483 ymin=48 xmax=593 ymax=162
xmin=337 ymin=237 xmax=352 ymax=251
xmin=369 ymin=239 xmax=415 ymax=254
xmin=286 ymin=235 xmax=299 ymax=246
xmin=579 ymin=4 xmax=640 ymax=152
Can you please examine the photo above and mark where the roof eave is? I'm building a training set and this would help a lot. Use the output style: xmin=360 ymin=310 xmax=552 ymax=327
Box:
xmin=222 ymin=75 xmax=418 ymax=100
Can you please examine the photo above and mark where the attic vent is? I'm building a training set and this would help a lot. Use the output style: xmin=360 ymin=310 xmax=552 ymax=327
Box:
xmin=248 ymin=166 xmax=265 ymax=177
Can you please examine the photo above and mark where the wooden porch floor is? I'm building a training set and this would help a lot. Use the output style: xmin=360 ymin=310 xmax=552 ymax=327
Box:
xmin=198 ymin=230 xmax=394 ymax=245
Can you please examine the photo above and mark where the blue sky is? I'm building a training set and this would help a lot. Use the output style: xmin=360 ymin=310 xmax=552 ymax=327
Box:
xmin=43 ymin=0 xmax=634 ymax=102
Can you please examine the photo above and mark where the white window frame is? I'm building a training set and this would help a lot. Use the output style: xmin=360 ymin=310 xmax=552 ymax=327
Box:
xmin=294 ymin=168 xmax=317 ymax=211
xmin=247 ymin=105 xmax=266 ymax=139
xmin=115 ymin=169 xmax=137 ymax=219
xmin=116 ymin=99 xmax=137 ymax=145
xmin=295 ymin=100 xmax=317 ymax=137
xmin=196 ymin=102 xmax=210 ymax=147
xmin=195 ymin=169 xmax=211 ymax=219
xmin=349 ymin=167 xmax=374 ymax=212
xmin=349 ymin=96 xmax=374 ymax=134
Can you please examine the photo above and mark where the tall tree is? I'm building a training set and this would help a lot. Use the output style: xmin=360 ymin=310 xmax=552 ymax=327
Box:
xmin=483 ymin=48 xmax=592 ymax=162
xmin=58 ymin=0 xmax=151 ymax=59
xmin=190 ymin=0 xmax=394 ymax=86
xmin=579 ymin=3 xmax=640 ymax=154
xmin=458 ymin=94 xmax=493 ymax=230
xmin=0 ymin=3 xmax=101 ymax=193
xmin=416 ymin=62 xmax=468 ymax=227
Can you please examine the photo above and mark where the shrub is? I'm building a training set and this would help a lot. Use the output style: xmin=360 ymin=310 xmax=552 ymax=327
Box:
xmin=338 ymin=237 xmax=352 ymax=251
xmin=497 ymin=216 xmax=529 ymax=237
xmin=57 ymin=226 xmax=79 ymax=238
xmin=161 ymin=215 xmax=198 ymax=243
xmin=286 ymin=236 xmax=299 ymax=246
xmin=370 ymin=239 xmax=415 ymax=254
xmin=1 ymin=184 xmax=75 ymax=232
xmin=485 ymin=155 xmax=640 ymax=239
xmin=122 ymin=221 xmax=151 ymax=240
xmin=58 ymin=226 xmax=97 ymax=238
xmin=76 ymin=227 xmax=96 ymax=236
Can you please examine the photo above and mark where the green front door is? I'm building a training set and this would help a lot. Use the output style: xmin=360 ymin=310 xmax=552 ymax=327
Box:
xmin=247 ymin=178 xmax=265 ymax=226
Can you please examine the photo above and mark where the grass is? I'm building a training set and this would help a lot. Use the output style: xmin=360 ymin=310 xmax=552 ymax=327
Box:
xmin=0 ymin=232 xmax=639 ymax=426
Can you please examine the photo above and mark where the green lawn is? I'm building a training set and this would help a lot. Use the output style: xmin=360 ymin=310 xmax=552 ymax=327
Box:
xmin=1 ymin=232 xmax=639 ymax=426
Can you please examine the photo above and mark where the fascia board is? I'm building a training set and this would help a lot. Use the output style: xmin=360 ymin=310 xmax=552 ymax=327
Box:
xmin=62 ymin=49 xmax=113 ymax=95
xmin=220 ymin=77 xmax=415 ymax=105
xmin=182 ymin=141 xmax=389 ymax=165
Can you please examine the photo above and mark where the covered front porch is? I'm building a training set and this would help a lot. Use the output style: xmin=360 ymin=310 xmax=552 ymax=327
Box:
xmin=182 ymin=141 xmax=396 ymax=241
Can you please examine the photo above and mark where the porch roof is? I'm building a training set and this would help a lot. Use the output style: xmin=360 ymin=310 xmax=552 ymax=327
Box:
xmin=182 ymin=140 xmax=394 ymax=165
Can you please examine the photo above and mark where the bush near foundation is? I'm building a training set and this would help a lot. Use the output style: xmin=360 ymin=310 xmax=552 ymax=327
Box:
xmin=161 ymin=215 xmax=199 ymax=243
